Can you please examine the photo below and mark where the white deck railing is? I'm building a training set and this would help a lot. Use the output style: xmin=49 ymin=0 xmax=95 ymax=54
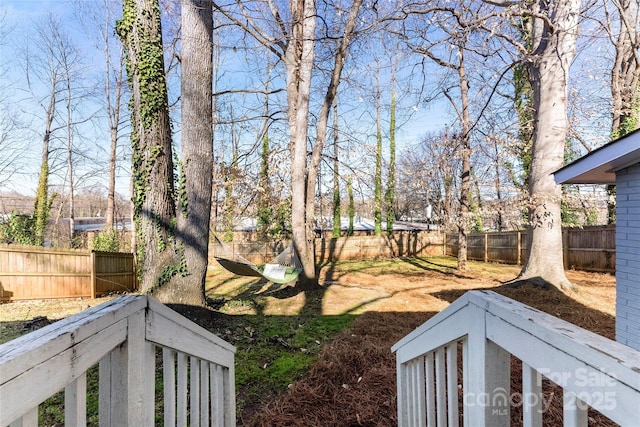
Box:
xmin=392 ymin=290 xmax=640 ymax=427
xmin=0 ymin=295 xmax=236 ymax=426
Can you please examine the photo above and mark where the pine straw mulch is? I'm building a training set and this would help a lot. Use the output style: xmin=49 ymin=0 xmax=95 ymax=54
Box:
xmin=245 ymin=279 xmax=618 ymax=426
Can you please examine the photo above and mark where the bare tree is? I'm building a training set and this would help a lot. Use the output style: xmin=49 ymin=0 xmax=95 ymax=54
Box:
xmin=603 ymin=0 xmax=640 ymax=222
xmin=608 ymin=0 xmax=640 ymax=137
xmin=332 ymin=97 xmax=341 ymax=238
xmin=0 ymin=11 xmax=26 ymax=187
xmin=17 ymin=15 xmax=80 ymax=245
xmin=90 ymin=0 xmax=128 ymax=231
xmin=404 ymin=5 xmax=478 ymax=271
xmin=374 ymin=58 xmax=383 ymax=236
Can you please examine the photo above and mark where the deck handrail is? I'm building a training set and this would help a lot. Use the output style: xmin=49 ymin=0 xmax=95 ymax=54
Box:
xmin=0 ymin=295 xmax=236 ymax=426
xmin=392 ymin=290 xmax=640 ymax=427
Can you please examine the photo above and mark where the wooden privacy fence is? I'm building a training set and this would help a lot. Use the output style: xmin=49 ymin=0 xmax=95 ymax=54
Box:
xmin=209 ymin=232 xmax=444 ymax=265
xmin=446 ymin=225 xmax=616 ymax=273
xmin=316 ymin=232 xmax=443 ymax=262
xmin=0 ymin=245 xmax=136 ymax=301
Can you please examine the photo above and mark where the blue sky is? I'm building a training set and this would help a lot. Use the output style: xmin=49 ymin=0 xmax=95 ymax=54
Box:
xmin=1 ymin=0 xmax=453 ymax=201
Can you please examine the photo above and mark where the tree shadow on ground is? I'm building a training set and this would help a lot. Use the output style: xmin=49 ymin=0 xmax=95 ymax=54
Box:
xmin=398 ymin=256 xmax=475 ymax=279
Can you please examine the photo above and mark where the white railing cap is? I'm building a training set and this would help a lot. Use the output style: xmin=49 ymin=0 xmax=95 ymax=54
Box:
xmin=392 ymin=290 xmax=640 ymax=392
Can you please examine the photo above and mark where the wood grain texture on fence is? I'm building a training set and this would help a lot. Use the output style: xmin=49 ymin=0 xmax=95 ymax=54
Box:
xmin=209 ymin=232 xmax=444 ymax=266
xmin=315 ymin=232 xmax=443 ymax=262
xmin=445 ymin=226 xmax=615 ymax=273
xmin=0 ymin=245 xmax=136 ymax=301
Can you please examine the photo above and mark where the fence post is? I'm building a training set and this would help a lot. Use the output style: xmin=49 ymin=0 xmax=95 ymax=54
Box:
xmin=517 ymin=232 xmax=522 ymax=265
xmin=484 ymin=233 xmax=488 ymax=263
xmin=443 ymin=234 xmax=447 ymax=257
xmin=90 ymin=251 xmax=97 ymax=299
xmin=562 ymin=228 xmax=569 ymax=270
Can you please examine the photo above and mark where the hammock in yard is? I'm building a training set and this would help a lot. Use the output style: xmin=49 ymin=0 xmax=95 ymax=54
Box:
xmin=213 ymin=236 xmax=303 ymax=284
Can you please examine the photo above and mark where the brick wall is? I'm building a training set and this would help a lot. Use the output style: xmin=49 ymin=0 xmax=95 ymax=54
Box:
xmin=615 ymin=163 xmax=640 ymax=351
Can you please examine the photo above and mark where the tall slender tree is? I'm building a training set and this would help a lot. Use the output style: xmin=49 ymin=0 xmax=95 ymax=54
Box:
xmin=374 ymin=60 xmax=383 ymax=236
xmin=408 ymin=7 xmax=474 ymax=271
xmin=332 ymin=98 xmax=341 ymax=238
xmin=20 ymin=15 xmax=77 ymax=245
xmin=385 ymin=89 xmax=397 ymax=235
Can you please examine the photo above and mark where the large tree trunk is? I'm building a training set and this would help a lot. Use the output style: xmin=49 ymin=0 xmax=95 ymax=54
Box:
xmin=516 ymin=0 xmax=579 ymax=291
xmin=154 ymin=0 xmax=213 ymax=305
xmin=288 ymin=0 xmax=317 ymax=289
xmin=117 ymin=0 xmax=177 ymax=293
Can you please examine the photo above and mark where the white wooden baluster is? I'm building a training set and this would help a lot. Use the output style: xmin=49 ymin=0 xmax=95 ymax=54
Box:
xmin=405 ymin=360 xmax=414 ymax=425
xmin=98 ymin=355 xmax=111 ymax=427
xmin=163 ymin=348 xmax=177 ymax=427
xmin=446 ymin=343 xmax=459 ymax=427
xmin=200 ymin=360 xmax=210 ymax=427
xmin=435 ymin=347 xmax=446 ymax=427
xmin=416 ymin=356 xmax=427 ymax=427
xmin=563 ymin=392 xmax=588 ymax=427
xmin=465 ymin=306 xmax=510 ymax=427
xmin=522 ymin=362 xmax=542 ymax=427
xmin=425 ymin=352 xmax=436 ymax=427
xmin=409 ymin=358 xmax=423 ymax=426
xmin=65 ymin=372 xmax=87 ymax=427
xmin=190 ymin=356 xmax=201 ymax=427
xmin=461 ymin=338 xmax=468 ymax=427
xmin=410 ymin=359 xmax=419 ymax=426
xmin=396 ymin=361 xmax=408 ymax=425
xmin=224 ymin=363 xmax=236 ymax=426
xmin=177 ymin=352 xmax=188 ymax=426
xmin=126 ymin=309 xmax=155 ymax=425
xmin=210 ymin=364 xmax=223 ymax=427
xmin=99 ymin=347 xmax=125 ymax=426
xmin=8 ymin=407 xmax=37 ymax=427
